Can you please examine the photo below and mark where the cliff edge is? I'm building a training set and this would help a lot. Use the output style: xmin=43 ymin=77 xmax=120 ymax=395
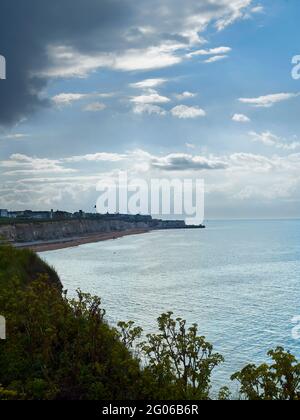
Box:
xmin=0 ymin=217 xmax=204 ymax=244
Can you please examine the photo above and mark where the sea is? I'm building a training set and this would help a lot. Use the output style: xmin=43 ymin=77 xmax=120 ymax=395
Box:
xmin=41 ymin=219 xmax=300 ymax=392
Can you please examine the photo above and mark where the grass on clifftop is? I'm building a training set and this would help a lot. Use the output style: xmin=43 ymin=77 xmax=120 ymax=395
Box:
xmin=0 ymin=245 xmax=61 ymax=290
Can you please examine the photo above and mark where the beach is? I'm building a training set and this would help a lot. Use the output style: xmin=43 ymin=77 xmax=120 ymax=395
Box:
xmin=15 ymin=229 xmax=150 ymax=252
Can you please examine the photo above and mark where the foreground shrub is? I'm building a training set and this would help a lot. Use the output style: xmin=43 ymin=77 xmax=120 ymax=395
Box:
xmin=232 ymin=348 xmax=300 ymax=400
xmin=0 ymin=278 xmax=147 ymax=399
xmin=141 ymin=313 xmax=223 ymax=399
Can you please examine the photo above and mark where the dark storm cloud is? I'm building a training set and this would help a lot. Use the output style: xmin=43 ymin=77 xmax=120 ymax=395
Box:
xmin=0 ymin=0 xmax=135 ymax=126
xmin=0 ymin=0 xmax=252 ymax=126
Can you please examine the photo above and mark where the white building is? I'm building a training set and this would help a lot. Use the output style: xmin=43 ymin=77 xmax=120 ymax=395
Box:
xmin=0 ymin=209 xmax=8 ymax=218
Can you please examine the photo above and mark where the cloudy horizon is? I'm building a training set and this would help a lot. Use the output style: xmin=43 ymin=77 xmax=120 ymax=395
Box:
xmin=0 ymin=0 xmax=299 ymax=219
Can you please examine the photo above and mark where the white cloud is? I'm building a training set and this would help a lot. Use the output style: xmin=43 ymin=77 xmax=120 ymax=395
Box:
xmin=249 ymin=131 xmax=300 ymax=151
xmin=114 ymin=42 xmax=185 ymax=71
xmin=187 ymin=46 xmax=231 ymax=58
xmin=239 ymin=93 xmax=300 ymax=108
xmin=232 ymin=113 xmax=251 ymax=123
xmin=152 ymin=0 xmax=254 ymax=39
xmin=250 ymin=5 xmax=264 ymax=14
xmin=64 ymin=153 xmax=126 ymax=163
xmin=151 ymin=153 xmax=227 ymax=171
xmin=1 ymin=133 xmax=29 ymax=140
xmin=52 ymin=92 xmax=112 ymax=106
xmin=185 ymin=142 xmax=196 ymax=149
xmin=130 ymin=78 xmax=167 ymax=89
xmin=175 ymin=91 xmax=197 ymax=100
xmin=0 ymin=151 xmax=126 ymax=176
xmin=147 ymin=150 xmax=300 ymax=176
xmin=144 ymin=150 xmax=290 ymax=175
xmin=243 ymin=5 xmax=264 ymax=19
xmin=0 ymin=154 xmax=76 ymax=175
xmin=133 ymin=104 xmax=167 ymax=116
xmin=52 ymin=93 xmax=87 ymax=105
xmin=205 ymin=55 xmax=228 ymax=63
xmin=215 ymin=0 xmax=253 ymax=30
xmin=39 ymin=1 xmax=255 ymax=79
xmin=41 ymin=46 xmax=111 ymax=78
xmin=2 ymin=144 xmax=300 ymax=210
xmin=131 ymin=89 xmax=170 ymax=104
xmin=171 ymin=105 xmax=206 ymax=119
xmin=42 ymin=43 xmax=184 ymax=78
xmin=83 ymin=102 xmax=106 ymax=112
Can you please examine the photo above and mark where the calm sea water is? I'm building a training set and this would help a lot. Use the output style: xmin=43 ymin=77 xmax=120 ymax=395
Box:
xmin=41 ymin=220 xmax=300 ymax=389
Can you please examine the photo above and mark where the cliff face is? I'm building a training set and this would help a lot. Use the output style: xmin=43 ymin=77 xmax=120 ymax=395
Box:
xmin=0 ymin=219 xmax=151 ymax=243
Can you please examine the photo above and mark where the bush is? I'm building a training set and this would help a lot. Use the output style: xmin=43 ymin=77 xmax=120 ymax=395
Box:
xmin=232 ymin=347 xmax=300 ymax=400
xmin=139 ymin=313 xmax=223 ymax=399
xmin=0 ymin=278 xmax=148 ymax=399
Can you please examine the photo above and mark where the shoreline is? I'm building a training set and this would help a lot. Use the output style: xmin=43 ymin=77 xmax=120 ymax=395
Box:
xmin=15 ymin=229 xmax=150 ymax=253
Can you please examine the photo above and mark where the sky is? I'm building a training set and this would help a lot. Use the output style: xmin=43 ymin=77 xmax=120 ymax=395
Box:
xmin=0 ymin=0 xmax=299 ymax=219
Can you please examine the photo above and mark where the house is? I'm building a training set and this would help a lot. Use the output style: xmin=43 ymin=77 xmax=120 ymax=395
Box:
xmin=8 ymin=210 xmax=52 ymax=220
xmin=19 ymin=210 xmax=50 ymax=220
xmin=53 ymin=210 xmax=73 ymax=220
xmin=8 ymin=211 xmax=25 ymax=219
xmin=0 ymin=209 xmax=8 ymax=218
xmin=73 ymin=210 xmax=86 ymax=219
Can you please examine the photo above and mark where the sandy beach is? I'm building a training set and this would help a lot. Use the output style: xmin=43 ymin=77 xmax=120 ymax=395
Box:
xmin=15 ymin=229 xmax=150 ymax=253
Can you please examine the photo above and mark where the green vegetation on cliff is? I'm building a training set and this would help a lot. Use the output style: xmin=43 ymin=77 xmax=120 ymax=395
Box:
xmin=0 ymin=245 xmax=300 ymax=400
xmin=0 ymin=245 xmax=61 ymax=290
xmin=0 ymin=246 xmax=146 ymax=399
